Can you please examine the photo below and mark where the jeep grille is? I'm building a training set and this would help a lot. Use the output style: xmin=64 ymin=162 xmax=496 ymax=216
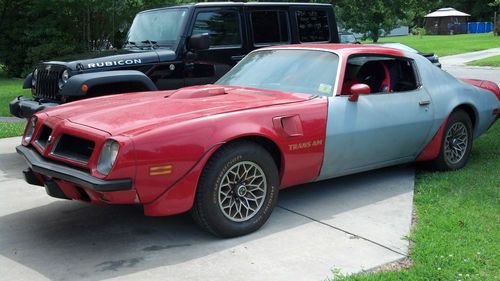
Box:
xmin=34 ymin=64 xmax=64 ymax=101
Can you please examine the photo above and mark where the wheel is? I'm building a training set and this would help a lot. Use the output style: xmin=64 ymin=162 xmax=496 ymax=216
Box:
xmin=192 ymin=141 xmax=279 ymax=237
xmin=432 ymin=110 xmax=473 ymax=171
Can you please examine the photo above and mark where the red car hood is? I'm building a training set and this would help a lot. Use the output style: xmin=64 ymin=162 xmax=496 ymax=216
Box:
xmin=44 ymin=85 xmax=311 ymax=136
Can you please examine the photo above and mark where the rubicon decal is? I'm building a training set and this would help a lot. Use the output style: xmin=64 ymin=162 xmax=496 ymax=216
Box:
xmin=87 ymin=59 xmax=142 ymax=69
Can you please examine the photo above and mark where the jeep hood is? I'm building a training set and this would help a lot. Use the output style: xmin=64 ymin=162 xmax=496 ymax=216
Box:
xmin=43 ymin=85 xmax=312 ymax=136
xmin=44 ymin=49 xmax=176 ymax=71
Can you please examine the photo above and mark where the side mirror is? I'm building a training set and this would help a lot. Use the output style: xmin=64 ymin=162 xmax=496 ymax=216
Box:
xmin=348 ymin=83 xmax=371 ymax=102
xmin=188 ymin=33 xmax=210 ymax=51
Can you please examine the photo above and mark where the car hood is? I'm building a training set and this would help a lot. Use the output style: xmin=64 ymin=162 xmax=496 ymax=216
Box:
xmin=44 ymin=85 xmax=312 ymax=136
xmin=42 ymin=49 xmax=176 ymax=71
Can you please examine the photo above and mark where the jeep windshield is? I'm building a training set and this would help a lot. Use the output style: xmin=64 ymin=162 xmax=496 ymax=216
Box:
xmin=126 ymin=8 xmax=188 ymax=49
xmin=216 ymin=49 xmax=339 ymax=97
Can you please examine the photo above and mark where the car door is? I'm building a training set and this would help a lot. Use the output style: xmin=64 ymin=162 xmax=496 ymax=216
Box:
xmin=318 ymin=56 xmax=434 ymax=180
xmin=185 ymin=7 xmax=247 ymax=86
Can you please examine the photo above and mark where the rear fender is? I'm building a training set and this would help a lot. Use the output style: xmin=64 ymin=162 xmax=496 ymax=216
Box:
xmin=460 ymin=78 xmax=500 ymax=100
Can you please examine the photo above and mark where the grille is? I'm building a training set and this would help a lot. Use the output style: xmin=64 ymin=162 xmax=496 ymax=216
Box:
xmin=35 ymin=65 xmax=64 ymax=101
xmin=35 ymin=125 xmax=53 ymax=149
xmin=52 ymin=134 xmax=95 ymax=163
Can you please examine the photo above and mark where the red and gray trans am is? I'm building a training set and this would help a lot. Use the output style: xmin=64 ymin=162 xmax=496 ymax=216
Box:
xmin=17 ymin=44 xmax=500 ymax=237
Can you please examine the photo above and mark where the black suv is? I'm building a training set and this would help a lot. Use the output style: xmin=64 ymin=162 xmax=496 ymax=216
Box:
xmin=10 ymin=2 xmax=339 ymax=118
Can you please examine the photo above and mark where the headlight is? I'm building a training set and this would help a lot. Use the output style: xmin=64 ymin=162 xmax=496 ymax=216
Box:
xmin=31 ymin=69 xmax=38 ymax=87
xmin=58 ymin=69 xmax=70 ymax=89
xmin=23 ymin=116 xmax=37 ymax=143
xmin=97 ymin=140 xmax=120 ymax=175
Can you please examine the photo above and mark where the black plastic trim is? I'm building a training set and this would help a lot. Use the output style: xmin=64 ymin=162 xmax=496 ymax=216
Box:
xmin=23 ymin=168 xmax=43 ymax=186
xmin=17 ymin=145 xmax=132 ymax=192
xmin=44 ymin=179 xmax=71 ymax=200
xmin=9 ymin=96 xmax=59 ymax=119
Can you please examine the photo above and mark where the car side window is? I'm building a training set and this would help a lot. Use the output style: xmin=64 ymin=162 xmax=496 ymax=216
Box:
xmin=341 ymin=55 xmax=419 ymax=95
xmin=296 ymin=9 xmax=330 ymax=42
xmin=250 ymin=10 xmax=290 ymax=45
xmin=192 ymin=9 xmax=241 ymax=47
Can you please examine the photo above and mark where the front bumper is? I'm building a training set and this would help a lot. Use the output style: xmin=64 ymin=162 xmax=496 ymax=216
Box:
xmin=16 ymin=145 xmax=132 ymax=192
xmin=9 ymin=96 xmax=59 ymax=119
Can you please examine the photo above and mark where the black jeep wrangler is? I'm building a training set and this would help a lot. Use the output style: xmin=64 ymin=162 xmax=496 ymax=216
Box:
xmin=10 ymin=2 xmax=339 ymax=118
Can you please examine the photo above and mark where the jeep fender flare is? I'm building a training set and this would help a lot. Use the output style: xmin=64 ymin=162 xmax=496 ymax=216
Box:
xmin=23 ymin=73 xmax=33 ymax=89
xmin=60 ymin=70 xmax=157 ymax=97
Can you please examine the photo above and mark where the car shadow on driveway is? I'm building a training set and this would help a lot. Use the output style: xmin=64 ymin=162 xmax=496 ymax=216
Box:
xmin=0 ymin=165 xmax=414 ymax=280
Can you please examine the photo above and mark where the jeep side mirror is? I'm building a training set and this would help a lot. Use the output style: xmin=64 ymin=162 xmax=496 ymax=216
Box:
xmin=188 ymin=33 xmax=210 ymax=51
xmin=348 ymin=83 xmax=371 ymax=102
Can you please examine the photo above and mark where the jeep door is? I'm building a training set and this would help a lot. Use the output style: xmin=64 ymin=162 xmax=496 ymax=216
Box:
xmin=245 ymin=7 xmax=292 ymax=50
xmin=185 ymin=7 xmax=248 ymax=86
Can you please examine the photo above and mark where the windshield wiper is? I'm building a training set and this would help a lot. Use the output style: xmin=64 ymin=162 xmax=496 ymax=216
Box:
xmin=140 ymin=40 xmax=159 ymax=49
xmin=124 ymin=40 xmax=141 ymax=49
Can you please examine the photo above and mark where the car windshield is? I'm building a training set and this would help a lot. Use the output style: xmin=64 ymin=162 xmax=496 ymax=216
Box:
xmin=216 ymin=49 xmax=339 ymax=96
xmin=126 ymin=8 xmax=188 ymax=49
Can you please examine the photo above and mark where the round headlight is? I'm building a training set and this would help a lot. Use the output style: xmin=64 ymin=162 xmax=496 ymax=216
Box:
xmin=58 ymin=69 xmax=70 ymax=89
xmin=31 ymin=69 xmax=38 ymax=87
xmin=97 ymin=140 xmax=120 ymax=175
xmin=23 ymin=116 xmax=37 ymax=144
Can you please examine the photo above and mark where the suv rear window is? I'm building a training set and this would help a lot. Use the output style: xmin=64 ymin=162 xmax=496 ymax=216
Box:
xmin=296 ymin=9 xmax=330 ymax=42
xmin=251 ymin=11 xmax=289 ymax=45
xmin=192 ymin=9 xmax=241 ymax=47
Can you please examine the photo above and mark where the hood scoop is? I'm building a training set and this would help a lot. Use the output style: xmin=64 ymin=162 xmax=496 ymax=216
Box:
xmin=169 ymin=86 xmax=227 ymax=99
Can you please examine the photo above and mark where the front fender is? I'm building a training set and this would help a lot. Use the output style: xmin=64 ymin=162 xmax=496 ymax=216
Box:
xmin=60 ymin=70 xmax=157 ymax=96
xmin=23 ymin=73 xmax=33 ymax=89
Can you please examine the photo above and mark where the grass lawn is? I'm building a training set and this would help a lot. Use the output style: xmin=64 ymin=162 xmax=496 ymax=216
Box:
xmin=466 ymin=55 xmax=500 ymax=67
xmin=0 ymin=122 xmax=25 ymax=138
xmin=0 ymin=67 xmax=25 ymax=117
xmin=371 ymin=33 xmax=500 ymax=57
xmin=336 ymin=123 xmax=500 ymax=280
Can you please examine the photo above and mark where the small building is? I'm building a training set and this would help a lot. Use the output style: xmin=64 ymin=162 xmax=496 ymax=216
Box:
xmin=424 ymin=8 xmax=470 ymax=35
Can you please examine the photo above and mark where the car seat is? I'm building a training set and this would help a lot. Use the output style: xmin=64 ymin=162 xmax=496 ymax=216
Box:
xmin=356 ymin=61 xmax=391 ymax=93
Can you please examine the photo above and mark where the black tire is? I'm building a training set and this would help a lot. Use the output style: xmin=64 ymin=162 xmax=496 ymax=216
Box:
xmin=191 ymin=141 xmax=279 ymax=237
xmin=431 ymin=110 xmax=473 ymax=171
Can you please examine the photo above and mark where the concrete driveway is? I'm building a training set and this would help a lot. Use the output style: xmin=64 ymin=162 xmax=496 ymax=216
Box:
xmin=440 ymin=48 xmax=500 ymax=85
xmin=0 ymin=136 xmax=414 ymax=281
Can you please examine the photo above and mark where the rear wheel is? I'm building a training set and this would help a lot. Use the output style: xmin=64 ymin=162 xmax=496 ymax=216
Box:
xmin=192 ymin=141 xmax=279 ymax=237
xmin=432 ymin=110 xmax=473 ymax=171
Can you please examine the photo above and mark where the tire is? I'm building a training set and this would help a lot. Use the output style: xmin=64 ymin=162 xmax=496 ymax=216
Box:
xmin=192 ymin=141 xmax=279 ymax=237
xmin=431 ymin=110 xmax=473 ymax=171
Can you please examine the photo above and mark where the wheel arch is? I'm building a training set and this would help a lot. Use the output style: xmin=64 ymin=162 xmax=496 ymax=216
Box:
xmin=417 ymin=104 xmax=476 ymax=162
xmin=60 ymin=70 xmax=157 ymax=97
xmin=214 ymin=135 xmax=283 ymax=177
xmin=453 ymin=103 xmax=477 ymax=132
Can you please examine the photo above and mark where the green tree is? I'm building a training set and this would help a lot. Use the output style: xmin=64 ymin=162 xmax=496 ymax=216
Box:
xmin=0 ymin=0 xmax=184 ymax=77
xmin=337 ymin=0 xmax=412 ymax=42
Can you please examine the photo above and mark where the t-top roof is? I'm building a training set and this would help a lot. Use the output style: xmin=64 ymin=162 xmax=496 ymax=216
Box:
xmin=424 ymin=7 xmax=470 ymax=18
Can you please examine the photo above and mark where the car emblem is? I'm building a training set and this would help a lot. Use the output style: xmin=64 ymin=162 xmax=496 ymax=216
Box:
xmin=45 ymin=65 xmax=52 ymax=71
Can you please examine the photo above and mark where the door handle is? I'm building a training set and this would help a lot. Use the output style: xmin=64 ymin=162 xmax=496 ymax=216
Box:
xmin=419 ymin=100 xmax=431 ymax=106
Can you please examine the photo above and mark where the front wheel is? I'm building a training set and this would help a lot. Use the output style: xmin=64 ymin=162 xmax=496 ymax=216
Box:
xmin=192 ymin=141 xmax=279 ymax=237
xmin=431 ymin=110 xmax=473 ymax=171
